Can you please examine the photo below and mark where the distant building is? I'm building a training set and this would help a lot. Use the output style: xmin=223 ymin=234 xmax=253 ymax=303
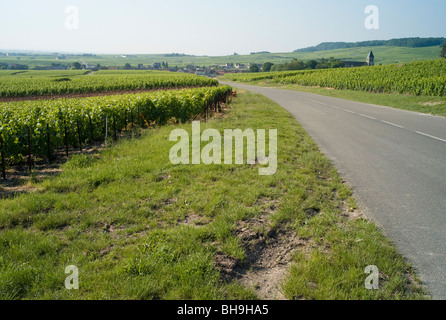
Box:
xmin=342 ymin=61 xmax=366 ymax=68
xmin=342 ymin=51 xmax=375 ymax=68
xmin=366 ymin=51 xmax=375 ymax=66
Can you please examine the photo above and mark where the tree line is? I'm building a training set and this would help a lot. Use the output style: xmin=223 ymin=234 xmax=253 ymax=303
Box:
xmin=295 ymin=37 xmax=446 ymax=52
xmin=249 ymin=58 xmax=345 ymax=73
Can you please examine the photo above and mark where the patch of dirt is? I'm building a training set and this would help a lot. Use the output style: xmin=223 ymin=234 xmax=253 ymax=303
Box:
xmin=341 ymin=200 xmax=365 ymax=221
xmin=155 ymin=174 xmax=172 ymax=182
xmin=419 ymin=101 xmax=445 ymax=107
xmin=0 ymin=142 xmax=104 ymax=199
xmin=178 ymin=214 xmax=210 ymax=227
xmin=213 ymin=199 xmax=312 ymax=300
xmin=0 ymin=164 xmax=61 ymax=198
xmin=100 ymin=244 xmax=115 ymax=257
xmin=236 ymin=229 xmax=309 ymax=300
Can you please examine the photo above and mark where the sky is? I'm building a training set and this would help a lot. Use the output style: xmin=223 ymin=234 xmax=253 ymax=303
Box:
xmin=0 ymin=0 xmax=445 ymax=56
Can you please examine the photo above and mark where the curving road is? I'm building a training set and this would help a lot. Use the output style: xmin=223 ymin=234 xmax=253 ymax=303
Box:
xmin=221 ymin=81 xmax=446 ymax=299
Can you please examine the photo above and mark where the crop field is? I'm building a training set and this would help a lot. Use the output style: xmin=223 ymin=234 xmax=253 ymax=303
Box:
xmin=0 ymin=85 xmax=232 ymax=171
xmin=224 ymin=59 xmax=446 ymax=96
xmin=0 ymin=70 xmax=217 ymax=98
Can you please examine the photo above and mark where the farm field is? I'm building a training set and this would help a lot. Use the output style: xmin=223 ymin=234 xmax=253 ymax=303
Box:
xmin=0 ymin=89 xmax=427 ymax=300
xmin=0 ymin=85 xmax=232 ymax=170
xmin=221 ymin=59 xmax=446 ymax=116
xmin=0 ymin=70 xmax=217 ymax=98
xmin=223 ymin=59 xmax=446 ymax=96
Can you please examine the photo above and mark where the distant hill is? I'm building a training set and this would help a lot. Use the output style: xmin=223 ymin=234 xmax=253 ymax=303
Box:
xmin=294 ymin=37 xmax=446 ymax=53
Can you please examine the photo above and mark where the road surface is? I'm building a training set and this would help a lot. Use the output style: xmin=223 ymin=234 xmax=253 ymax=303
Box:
xmin=221 ymin=81 xmax=446 ymax=299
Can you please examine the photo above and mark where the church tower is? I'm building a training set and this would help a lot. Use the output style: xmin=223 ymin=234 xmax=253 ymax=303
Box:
xmin=366 ymin=51 xmax=375 ymax=66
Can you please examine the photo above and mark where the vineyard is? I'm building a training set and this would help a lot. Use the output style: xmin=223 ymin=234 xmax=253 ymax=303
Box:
xmin=224 ymin=59 xmax=446 ymax=96
xmin=0 ymin=70 xmax=218 ymax=98
xmin=0 ymin=85 xmax=232 ymax=177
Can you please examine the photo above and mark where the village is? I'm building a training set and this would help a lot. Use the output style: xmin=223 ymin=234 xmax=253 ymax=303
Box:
xmin=0 ymin=51 xmax=258 ymax=77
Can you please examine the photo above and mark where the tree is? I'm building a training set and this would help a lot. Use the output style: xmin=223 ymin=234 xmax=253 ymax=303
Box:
xmin=71 ymin=62 xmax=82 ymax=70
xmin=262 ymin=62 xmax=274 ymax=72
xmin=329 ymin=57 xmax=344 ymax=68
xmin=124 ymin=63 xmax=132 ymax=69
xmin=441 ymin=43 xmax=446 ymax=59
xmin=249 ymin=63 xmax=260 ymax=73
xmin=305 ymin=60 xmax=318 ymax=69
xmin=282 ymin=59 xmax=305 ymax=71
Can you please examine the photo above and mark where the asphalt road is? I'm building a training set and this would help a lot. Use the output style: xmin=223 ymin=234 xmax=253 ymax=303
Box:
xmin=221 ymin=81 xmax=446 ymax=299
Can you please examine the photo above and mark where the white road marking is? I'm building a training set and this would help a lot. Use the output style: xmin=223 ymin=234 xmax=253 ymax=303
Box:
xmin=416 ymin=131 xmax=446 ymax=143
xmin=381 ymin=121 xmax=404 ymax=129
xmin=360 ymin=114 xmax=376 ymax=120
xmin=308 ymin=102 xmax=445 ymax=144
xmin=313 ymin=101 xmax=331 ymax=107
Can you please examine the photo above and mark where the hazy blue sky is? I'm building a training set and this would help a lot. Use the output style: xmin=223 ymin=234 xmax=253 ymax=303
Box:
xmin=0 ymin=0 xmax=445 ymax=55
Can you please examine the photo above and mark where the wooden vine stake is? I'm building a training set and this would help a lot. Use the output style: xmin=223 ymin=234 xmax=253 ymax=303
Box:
xmin=112 ymin=116 xmax=117 ymax=141
xmin=77 ymin=120 xmax=83 ymax=152
xmin=130 ymin=109 xmax=134 ymax=138
xmin=47 ymin=124 xmax=51 ymax=163
xmin=0 ymin=133 xmax=6 ymax=180
xmin=64 ymin=119 xmax=69 ymax=158
xmin=27 ymin=126 xmax=32 ymax=173
xmin=124 ymin=110 xmax=128 ymax=133
xmin=105 ymin=117 xmax=108 ymax=145
xmin=88 ymin=115 xmax=94 ymax=142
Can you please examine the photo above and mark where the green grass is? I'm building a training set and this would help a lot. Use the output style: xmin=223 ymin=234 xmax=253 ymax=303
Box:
xmin=225 ymin=81 xmax=446 ymax=117
xmin=0 ymin=91 xmax=427 ymax=300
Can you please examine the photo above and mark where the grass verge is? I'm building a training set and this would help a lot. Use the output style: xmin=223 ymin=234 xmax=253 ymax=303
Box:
xmin=221 ymin=79 xmax=446 ymax=117
xmin=0 ymin=91 xmax=428 ymax=300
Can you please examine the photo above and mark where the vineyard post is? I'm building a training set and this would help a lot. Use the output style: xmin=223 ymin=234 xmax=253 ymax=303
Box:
xmin=88 ymin=115 xmax=94 ymax=142
xmin=0 ymin=133 xmax=6 ymax=180
xmin=27 ymin=126 xmax=32 ymax=173
xmin=138 ymin=107 xmax=142 ymax=127
xmin=112 ymin=115 xmax=117 ymax=141
xmin=105 ymin=117 xmax=108 ymax=145
xmin=130 ymin=109 xmax=135 ymax=138
xmin=64 ymin=119 xmax=69 ymax=158
xmin=124 ymin=110 xmax=128 ymax=133
xmin=76 ymin=120 xmax=83 ymax=152
xmin=46 ymin=124 xmax=51 ymax=163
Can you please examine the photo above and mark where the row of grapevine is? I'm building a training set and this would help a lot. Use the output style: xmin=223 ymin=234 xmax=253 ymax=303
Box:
xmin=0 ymin=72 xmax=218 ymax=97
xmin=0 ymin=85 xmax=232 ymax=177
xmin=225 ymin=59 xmax=446 ymax=96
